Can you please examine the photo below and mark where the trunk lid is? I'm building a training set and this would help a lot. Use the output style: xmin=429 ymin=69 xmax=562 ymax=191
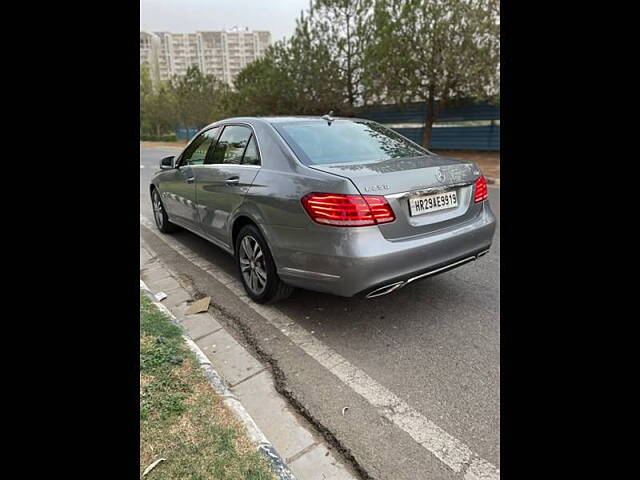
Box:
xmin=309 ymin=155 xmax=483 ymax=241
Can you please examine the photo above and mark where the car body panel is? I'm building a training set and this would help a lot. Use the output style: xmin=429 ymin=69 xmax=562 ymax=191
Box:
xmin=150 ymin=116 xmax=497 ymax=298
xmin=308 ymin=154 xmax=477 ymax=191
xmin=311 ymin=158 xmax=483 ymax=240
xmin=194 ymin=164 xmax=260 ymax=245
xmin=156 ymin=164 xmax=199 ymax=229
xmin=264 ymin=202 xmax=495 ymax=297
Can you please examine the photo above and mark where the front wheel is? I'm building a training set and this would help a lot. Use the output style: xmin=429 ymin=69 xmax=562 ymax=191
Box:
xmin=152 ymin=188 xmax=178 ymax=233
xmin=235 ymin=224 xmax=293 ymax=304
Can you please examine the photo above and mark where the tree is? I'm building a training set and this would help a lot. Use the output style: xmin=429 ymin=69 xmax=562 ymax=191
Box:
xmin=286 ymin=10 xmax=346 ymax=114
xmin=229 ymin=0 xmax=375 ymax=117
xmin=366 ymin=0 xmax=500 ymax=146
xmin=140 ymin=65 xmax=229 ymax=137
xmin=144 ymin=82 xmax=178 ymax=136
xmin=229 ymin=42 xmax=298 ymax=116
xmin=169 ymin=65 xmax=228 ymax=129
xmin=140 ymin=64 xmax=154 ymax=135
xmin=230 ymin=14 xmax=346 ymax=117
xmin=140 ymin=63 xmax=179 ymax=136
xmin=307 ymin=0 xmax=374 ymax=109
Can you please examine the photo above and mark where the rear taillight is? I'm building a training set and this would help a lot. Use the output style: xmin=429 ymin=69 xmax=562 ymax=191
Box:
xmin=301 ymin=192 xmax=395 ymax=227
xmin=474 ymin=175 xmax=488 ymax=203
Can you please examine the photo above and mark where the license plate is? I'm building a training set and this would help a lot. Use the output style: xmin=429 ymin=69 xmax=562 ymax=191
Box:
xmin=409 ymin=190 xmax=458 ymax=216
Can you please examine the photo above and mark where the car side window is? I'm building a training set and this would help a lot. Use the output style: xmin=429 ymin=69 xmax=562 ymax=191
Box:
xmin=242 ymin=135 xmax=261 ymax=166
xmin=180 ymin=128 xmax=219 ymax=166
xmin=208 ymin=125 xmax=252 ymax=165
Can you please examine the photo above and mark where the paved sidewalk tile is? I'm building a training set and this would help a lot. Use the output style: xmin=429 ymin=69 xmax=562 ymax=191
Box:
xmin=289 ymin=443 xmax=356 ymax=480
xmin=139 ymin=255 xmax=160 ymax=269
xmin=160 ymin=288 xmax=191 ymax=310
xmin=196 ymin=329 xmax=264 ymax=386
xmin=140 ymin=263 xmax=163 ymax=278
xmin=150 ymin=276 xmax=181 ymax=294
xmin=140 ymin=247 xmax=153 ymax=265
xmin=179 ymin=312 xmax=223 ymax=340
xmin=232 ymin=371 xmax=316 ymax=460
xmin=142 ymin=267 xmax=172 ymax=285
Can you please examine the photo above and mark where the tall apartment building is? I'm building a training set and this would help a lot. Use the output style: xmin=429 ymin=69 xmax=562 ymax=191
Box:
xmin=140 ymin=27 xmax=271 ymax=87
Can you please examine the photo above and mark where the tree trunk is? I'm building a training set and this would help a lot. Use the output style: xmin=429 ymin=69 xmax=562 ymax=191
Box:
xmin=346 ymin=12 xmax=354 ymax=107
xmin=422 ymin=95 xmax=441 ymax=148
xmin=422 ymin=102 xmax=436 ymax=148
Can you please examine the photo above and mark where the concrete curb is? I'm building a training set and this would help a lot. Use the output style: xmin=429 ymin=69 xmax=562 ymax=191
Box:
xmin=140 ymin=279 xmax=296 ymax=480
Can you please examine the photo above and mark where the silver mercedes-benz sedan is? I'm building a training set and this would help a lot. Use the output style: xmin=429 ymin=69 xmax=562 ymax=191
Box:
xmin=150 ymin=116 xmax=496 ymax=303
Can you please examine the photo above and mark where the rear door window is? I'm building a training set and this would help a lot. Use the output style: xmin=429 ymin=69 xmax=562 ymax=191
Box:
xmin=242 ymin=135 xmax=260 ymax=166
xmin=207 ymin=125 xmax=253 ymax=165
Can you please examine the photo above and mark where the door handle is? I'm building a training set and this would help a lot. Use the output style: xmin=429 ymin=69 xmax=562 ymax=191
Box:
xmin=186 ymin=177 xmax=195 ymax=184
xmin=225 ymin=176 xmax=240 ymax=185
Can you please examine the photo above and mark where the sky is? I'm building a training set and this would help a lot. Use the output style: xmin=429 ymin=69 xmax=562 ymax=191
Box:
xmin=140 ymin=0 xmax=311 ymax=42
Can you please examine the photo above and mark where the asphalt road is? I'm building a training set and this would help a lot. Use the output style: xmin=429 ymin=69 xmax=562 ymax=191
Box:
xmin=140 ymin=145 xmax=500 ymax=479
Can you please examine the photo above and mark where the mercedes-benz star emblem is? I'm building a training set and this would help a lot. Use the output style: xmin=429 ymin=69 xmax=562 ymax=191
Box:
xmin=436 ymin=168 xmax=446 ymax=183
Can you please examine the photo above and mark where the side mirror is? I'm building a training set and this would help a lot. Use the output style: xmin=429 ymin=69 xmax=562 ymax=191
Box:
xmin=160 ymin=156 xmax=175 ymax=170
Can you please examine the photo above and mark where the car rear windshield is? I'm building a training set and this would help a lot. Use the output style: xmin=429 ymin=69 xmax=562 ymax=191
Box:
xmin=275 ymin=120 xmax=429 ymax=166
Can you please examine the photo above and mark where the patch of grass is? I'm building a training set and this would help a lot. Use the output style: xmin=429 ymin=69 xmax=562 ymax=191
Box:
xmin=140 ymin=292 xmax=275 ymax=480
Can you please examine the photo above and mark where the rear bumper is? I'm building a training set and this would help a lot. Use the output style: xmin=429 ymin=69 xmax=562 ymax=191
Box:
xmin=362 ymin=247 xmax=490 ymax=298
xmin=264 ymin=202 xmax=496 ymax=298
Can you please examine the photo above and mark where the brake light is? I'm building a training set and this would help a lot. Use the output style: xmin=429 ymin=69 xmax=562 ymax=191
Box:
xmin=474 ymin=175 xmax=488 ymax=203
xmin=301 ymin=193 xmax=395 ymax=226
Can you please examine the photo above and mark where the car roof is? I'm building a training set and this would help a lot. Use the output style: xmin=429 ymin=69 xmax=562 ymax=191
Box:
xmin=215 ymin=116 xmax=371 ymax=125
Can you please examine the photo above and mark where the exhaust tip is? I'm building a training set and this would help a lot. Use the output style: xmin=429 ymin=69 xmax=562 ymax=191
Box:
xmin=366 ymin=281 xmax=405 ymax=299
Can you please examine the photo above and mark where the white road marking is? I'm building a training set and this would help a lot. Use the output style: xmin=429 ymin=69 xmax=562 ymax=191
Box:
xmin=140 ymin=165 xmax=145 ymax=169
xmin=140 ymin=214 xmax=499 ymax=479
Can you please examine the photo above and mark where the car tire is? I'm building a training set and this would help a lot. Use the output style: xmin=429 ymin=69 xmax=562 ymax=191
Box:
xmin=151 ymin=188 xmax=178 ymax=233
xmin=235 ymin=224 xmax=293 ymax=304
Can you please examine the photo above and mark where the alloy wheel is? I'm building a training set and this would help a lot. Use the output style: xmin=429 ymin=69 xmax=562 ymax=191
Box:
xmin=239 ymin=235 xmax=267 ymax=295
xmin=153 ymin=191 xmax=164 ymax=229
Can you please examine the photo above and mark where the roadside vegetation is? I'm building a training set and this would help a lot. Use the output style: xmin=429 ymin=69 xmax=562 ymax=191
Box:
xmin=140 ymin=0 xmax=500 ymax=147
xmin=140 ymin=292 xmax=275 ymax=480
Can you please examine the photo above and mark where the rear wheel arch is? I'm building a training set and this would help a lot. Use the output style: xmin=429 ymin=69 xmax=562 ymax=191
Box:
xmin=232 ymin=216 xmax=260 ymax=253
xmin=231 ymin=216 xmax=278 ymax=263
xmin=234 ymin=222 xmax=293 ymax=303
